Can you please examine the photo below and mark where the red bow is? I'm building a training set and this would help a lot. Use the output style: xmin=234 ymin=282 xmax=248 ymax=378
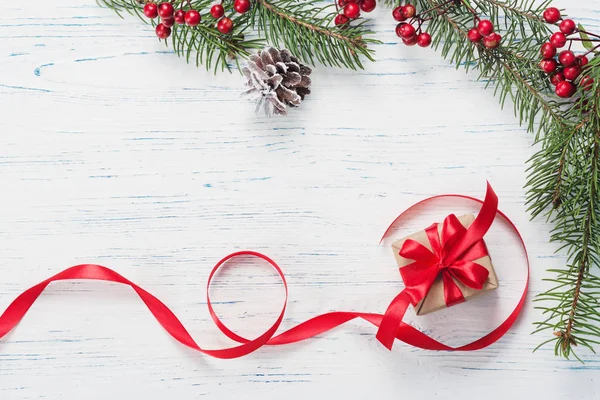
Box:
xmin=399 ymin=214 xmax=490 ymax=307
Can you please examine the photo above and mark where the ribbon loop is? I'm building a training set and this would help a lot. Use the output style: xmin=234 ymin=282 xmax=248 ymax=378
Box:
xmin=448 ymin=260 xmax=489 ymax=290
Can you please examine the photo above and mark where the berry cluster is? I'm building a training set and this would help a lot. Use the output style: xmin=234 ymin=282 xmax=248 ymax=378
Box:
xmin=334 ymin=0 xmax=377 ymax=26
xmin=392 ymin=3 xmax=431 ymax=47
xmin=143 ymin=1 xmax=252 ymax=39
xmin=209 ymin=2 xmax=235 ymax=35
xmin=391 ymin=1 xmax=503 ymax=50
xmin=539 ymin=7 xmax=597 ymax=98
xmin=467 ymin=19 xmax=501 ymax=49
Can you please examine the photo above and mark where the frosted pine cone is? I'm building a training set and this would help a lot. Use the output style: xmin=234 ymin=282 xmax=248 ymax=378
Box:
xmin=242 ymin=47 xmax=312 ymax=116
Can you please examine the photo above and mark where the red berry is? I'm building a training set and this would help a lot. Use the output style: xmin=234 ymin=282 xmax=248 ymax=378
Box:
xmin=563 ymin=65 xmax=581 ymax=81
xmin=468 ymin=28 xmax=482 ymax=42
xmin=210 ymin=4 xmax=224 ymax=19
xmin=392 ymin=6 xmax=406 ymax=22
xmin=217 ymin=17 xmax=234 ymax=34
xmin=402 ymin=4 xmax=416 ymax=18
xmin=540 ymin=42 xmax=556 ymax=58
xmin=155 ymin=23 xmax=171 ymax=39
xmin=558 ymin=50 xmax=576 ymax=67
xmin=578 ymin=55 xmax=589 ymax=67
xmin=550 ymin=72 xmax=565 ymax=86
xmin=477 ymin=20 xmax=494 ymax=36
xmin=360 ymin=0 xmax=376 ymax=13
xmin=143 ymin=3 xmax=158 ymax=19
xmin=174 ymin=9 xmax=186 ymax=24
xmin=396 ymin=23 xmax=416 ymax=39
xmin=581 ymin=76 xmax=594 ymax=91
xmin=402 ymin=36 xmax=418 ymax=46
xmin=335 ymin=14 xmax=349 ymax=26
xmin=543 ymin=7 xmax=561 ymax=24
xmin=483 ymin=33 xmax=501 ymax=49
xmin=550 ymin=32 xmax=567 ymax=48
xmin=234 ymin=0 xmax=251 ymax=14
xmin=158 ymin=2 xmax=174 ymax=19
xmin=540 ymin=59 xmax=558 ymax=74
xmin=162 ymin=17 xmax=175 ymax=27
xmin=555 ymin=81 xmax=575 ymax=98
xmin=417 ymin=32 xmax=432 ymax=48
xmin=559 ymin=19 xmax=576 ymax=35
xmin=343 ymin=3 xmax=360 ymax=19
xmin=185 ymin=10 xmax=201 ymax=26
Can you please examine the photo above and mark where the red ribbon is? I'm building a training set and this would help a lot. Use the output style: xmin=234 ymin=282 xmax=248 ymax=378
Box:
xmin=0 ymin=184 xmax=529 ymax=358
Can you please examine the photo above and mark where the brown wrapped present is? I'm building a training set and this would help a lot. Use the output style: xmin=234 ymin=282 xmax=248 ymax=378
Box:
xmin=391 ymin=214 xmax=498 ymax=316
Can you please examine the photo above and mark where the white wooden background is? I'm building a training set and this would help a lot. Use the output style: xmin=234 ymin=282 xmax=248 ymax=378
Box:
xmin=1 ymin=1 xmax=599 ymax=399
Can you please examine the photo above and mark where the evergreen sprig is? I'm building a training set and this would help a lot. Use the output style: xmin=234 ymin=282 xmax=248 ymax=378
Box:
xmin=98 ymin=0 xmax=262 ymax=72
xmin=97 ymin=0 xmax=377 ymax=72
xmin=251 ymin=0 xmax=377 ymax=69
xmin=529 ymin=65 xmax=600 ymax=360
xmin=408 ymin=0 xmax=600 ymax=359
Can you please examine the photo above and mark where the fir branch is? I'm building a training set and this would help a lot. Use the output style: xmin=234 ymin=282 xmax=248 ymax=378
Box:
xmin=418 ymin=0 xmax=558 ymax=135
xmin=252 ymin=0 xmax=378 ymax=69
xmin=486 ymin=0 xmax=547 ymax=23
xmin=98 ymin=0 xmax=262 ymax=72
xmin=97 ymin=0 xmax=377 ymax=72
xmin=551 ymin=117 xmax=590 ymax=208
xmin=531 ymin=78 xmax=600 ymax=358
xmin=405 ymin=0 xmax=600 ymax=358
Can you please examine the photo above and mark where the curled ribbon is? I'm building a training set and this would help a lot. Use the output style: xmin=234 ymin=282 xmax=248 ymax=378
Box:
xmin=0 ymin=184 xmax=529 ymax=358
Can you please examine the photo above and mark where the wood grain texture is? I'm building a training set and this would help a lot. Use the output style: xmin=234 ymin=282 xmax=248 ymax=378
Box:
xmin=1 ymin=0 xmax=599 ymax=398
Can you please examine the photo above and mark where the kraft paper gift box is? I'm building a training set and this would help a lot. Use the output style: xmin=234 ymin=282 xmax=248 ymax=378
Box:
xmin=391 ymin=214 xmax=499 ymax=316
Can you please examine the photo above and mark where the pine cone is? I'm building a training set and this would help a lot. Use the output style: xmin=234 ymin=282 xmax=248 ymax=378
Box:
xmin=242 ymin=47 xmax=312 ymax=116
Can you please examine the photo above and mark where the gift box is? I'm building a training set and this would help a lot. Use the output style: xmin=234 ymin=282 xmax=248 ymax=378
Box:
xmin=391 ymin=214 xmax=498 ymax=316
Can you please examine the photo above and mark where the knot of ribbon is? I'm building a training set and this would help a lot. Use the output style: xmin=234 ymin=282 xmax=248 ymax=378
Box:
xmin=399 ymin=214 xmax=490 ymax=308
